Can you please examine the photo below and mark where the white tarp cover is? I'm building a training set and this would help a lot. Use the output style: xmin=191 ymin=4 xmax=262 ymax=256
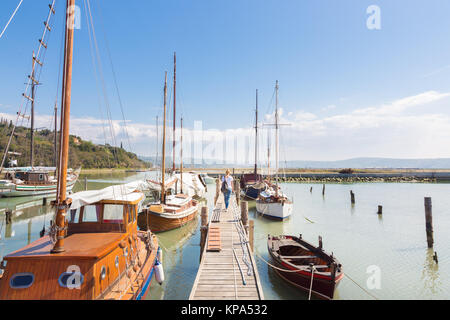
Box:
xmin=69 ymin=180 xmax=148 ymax=210
xmin=173 ymin=172 xmax=206 ymax=198
xmin=146 ymin=176 xmax=178 ymax=192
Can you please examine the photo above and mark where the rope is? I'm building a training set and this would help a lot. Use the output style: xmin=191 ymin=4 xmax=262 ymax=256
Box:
xmin=254 ymin=248 xmax=314 ymax=273
xmin=344 ymin=273 xmax=379 ymax=300
xmin=308 ymin=266 xmax=315 ymax=300
xmin=0 ymin=0 xmax=24 ymax=39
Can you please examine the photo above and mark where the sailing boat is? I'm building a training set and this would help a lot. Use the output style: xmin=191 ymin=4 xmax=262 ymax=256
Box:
xmin=240 ymin=89 xmax=267 ymax=200
xmin=0 ymin=3 xmax=79 ymax=198
xmin=256 ymin=81 xmax=293 ymax=220
xmin=0 ymin=1 xmax=160 ymax=299
xmin=140 ymin=63 xmax=199 ymax=233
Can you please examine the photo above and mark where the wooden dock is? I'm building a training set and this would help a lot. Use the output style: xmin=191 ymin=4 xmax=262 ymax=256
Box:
xmin=189 ymin=193 xmax=264 ymax=300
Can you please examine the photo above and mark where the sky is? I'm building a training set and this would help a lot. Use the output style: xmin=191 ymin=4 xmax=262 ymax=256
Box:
xmin=1 ymin=0 xmax=450 ymax=164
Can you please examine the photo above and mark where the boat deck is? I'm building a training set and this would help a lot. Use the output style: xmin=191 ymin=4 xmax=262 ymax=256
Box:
xmin=189 ymin=193 xmax=264 ymax=300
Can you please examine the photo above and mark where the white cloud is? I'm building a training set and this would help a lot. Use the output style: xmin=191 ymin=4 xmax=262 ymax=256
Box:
xmin=2 ymin=90 xmax=450 ymax=162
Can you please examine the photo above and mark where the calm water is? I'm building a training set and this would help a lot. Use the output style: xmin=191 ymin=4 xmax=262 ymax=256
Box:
xmin=1 ymin=172 xmax=448 ymax=300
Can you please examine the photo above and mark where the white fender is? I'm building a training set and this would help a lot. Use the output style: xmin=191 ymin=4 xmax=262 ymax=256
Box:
xmin=154 ymin=260 xmax=164 ymax=285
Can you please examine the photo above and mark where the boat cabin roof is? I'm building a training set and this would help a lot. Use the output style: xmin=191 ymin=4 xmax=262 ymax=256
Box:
xmin=4 ymin=233 xmax=126 ymax=261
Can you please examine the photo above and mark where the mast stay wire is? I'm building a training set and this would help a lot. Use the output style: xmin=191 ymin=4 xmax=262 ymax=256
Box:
xmin=0 ymin=0 xmax=57 ymax=173
xmin=95 ymin=1 xmax=134 ymax=155
xmin=84 ymin=0 xmax=121 ymax=167
xmin=0 ymin=0 xmax=24 ymax=39
xmin=83 ymin=0 xmax=127 ymax=214
xmin=82 ymin=0 xmax=109 ymax=148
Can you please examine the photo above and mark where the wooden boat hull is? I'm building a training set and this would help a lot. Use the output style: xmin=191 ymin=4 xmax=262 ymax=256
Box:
xmin=267 ymin=235 xmax=343 ymax=300
xmin=138 ymin=199 xmax=199 ymax=233
xmin=0 ymin=231 xmax=159 ymax=300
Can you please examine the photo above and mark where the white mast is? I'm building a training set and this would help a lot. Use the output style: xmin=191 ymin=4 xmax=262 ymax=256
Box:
xmin=275 ymin=80 xmax=279 ymax=197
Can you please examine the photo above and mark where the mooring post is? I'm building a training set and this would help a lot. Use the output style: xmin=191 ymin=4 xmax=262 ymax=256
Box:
xmin=249 ymin=220 xmax=254 ymax=252
xmin=200 ymin=206 xmax=209 ymax=262
xmin=5 ymin=209 xmax=12 ymax=225
xmin=84 ymin=176 xmax=88 ymax=191
xmin=42 ymin=198 xmax=47 ymax=206
xmin=310 ymin=186 xmax=312 ymax=193
xmin=214 ymin=177 xmax=220 ymax=205
xmin=424 ymin=197 xmax=434 ymax=248
xmin=322 ymin=184 xmax=325 ymax=196
xmin=350 ymin=190 xmax=355 ymax=204
xmin=241 ymin=201 xmax=249 ymax=233
xmin=235 ymin=180 xmax=240 ymax=206
xmin=377 ymin=205 xmax=383 ymax=215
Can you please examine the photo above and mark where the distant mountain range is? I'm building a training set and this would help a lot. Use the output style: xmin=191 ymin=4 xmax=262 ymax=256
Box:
xmin=138 ymin=156 xmax=450 ymax=169
xmin=284 ymin=158 xmax=450 ymax=169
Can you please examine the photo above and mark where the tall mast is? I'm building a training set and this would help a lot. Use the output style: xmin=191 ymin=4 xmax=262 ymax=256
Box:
xmin=172 ymin=52 xmax=176 ymax=173
xmin=254 ymin=89 xmax=258 ymax=177
xmin=155 ymin=115 xmax=159 ymax=168
xmin=52 ymin=0 xmax=76 ymax=254
xmin=54 ymin=102 xmax=58 ymax=168
xmin=267 ymin=128 xmax=271 ymax=184
xmin=30 ymin=52 xmax=36 ymax=167
xmin=275 ymin=80 xmax=279 ymax=197
xmin=180 ymin=116 xmax=183 ymax=194
xmin=161 ymin=72 xmax=168 ymax=204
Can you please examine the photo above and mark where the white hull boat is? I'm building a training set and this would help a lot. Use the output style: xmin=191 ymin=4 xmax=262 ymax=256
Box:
xmin=256 ymin=196 xmax=293 ymax=220
xmin=0 ymin=168 xmax=80 ymax=198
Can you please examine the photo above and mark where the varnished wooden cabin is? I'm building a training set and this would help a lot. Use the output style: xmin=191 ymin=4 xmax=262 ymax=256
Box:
xmin=0 ymin=188 xmax=159 ymax=300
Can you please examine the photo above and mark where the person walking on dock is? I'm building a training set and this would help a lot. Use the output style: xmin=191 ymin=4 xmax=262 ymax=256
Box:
xmin=221 ymin=169 xmax=234 ymax=209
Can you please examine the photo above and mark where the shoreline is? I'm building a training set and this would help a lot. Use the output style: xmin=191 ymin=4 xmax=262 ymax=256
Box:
xmin=188 ymin=168 xmax=450 ymax=182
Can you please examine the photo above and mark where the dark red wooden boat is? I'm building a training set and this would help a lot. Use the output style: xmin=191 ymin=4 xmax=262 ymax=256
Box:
xmin=267 ymin=235 xmax=343 ymax=300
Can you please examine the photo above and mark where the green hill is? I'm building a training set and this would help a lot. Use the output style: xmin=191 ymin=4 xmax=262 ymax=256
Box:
xmin=0 ymin=119 xmax=150 ymax=169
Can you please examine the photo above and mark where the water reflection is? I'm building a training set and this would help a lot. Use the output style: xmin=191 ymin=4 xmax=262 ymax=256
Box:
xmin=420 ymin=249 xmax=441 ymax=296
xmin=1 ymin=176 xmax=449 ymax=300
xmin=0 ymin=196 xmax=55 ymax=260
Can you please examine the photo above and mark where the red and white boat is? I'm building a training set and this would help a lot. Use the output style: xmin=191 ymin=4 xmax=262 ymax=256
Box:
xmin=268 ymin=234 xmax=343 ymax=300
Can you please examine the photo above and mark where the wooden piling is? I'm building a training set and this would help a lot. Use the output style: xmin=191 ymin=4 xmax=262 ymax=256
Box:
xmin=424 ymin=197 xmax=433 ymax=248
xmin=214 ymin=177 xmax=220 ymax=205
xmin=240 ymin=201 xmax=249 ymax=233
xmin=249 ymin=220 xmax=254 ymax=252
xmin=42 ymin=198 xmax=47 ymax=206
xmin=310 ymin=187 xmax=312 ymax=193
xmin=350 ymin=190 xmax=355 ymax=204
xmin=5 ymin=209 xmax=12 ymax=225
xmin=84 ymin=176 xmax=88 ymax=191
xmin=199 ymin=206 xmax=208 ymax=262
xmin=322 ymin=184 xmax=325 ymax=196
xmin=235 ymin=180 xmax=240 ymax=206
xmin=377 ymin=205 xmax=382 ymax=215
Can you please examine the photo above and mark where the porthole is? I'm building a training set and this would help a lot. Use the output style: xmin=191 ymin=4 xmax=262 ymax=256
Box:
xmin=100 ymin=266 xmax=107 ymax=280
xmin=58 ymin=271 xmax=84 ymax=288
xmin=10 ymin=273 xmax=34 ymax=289
xmin=115 ymin=256 xmax=119 ymax=268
